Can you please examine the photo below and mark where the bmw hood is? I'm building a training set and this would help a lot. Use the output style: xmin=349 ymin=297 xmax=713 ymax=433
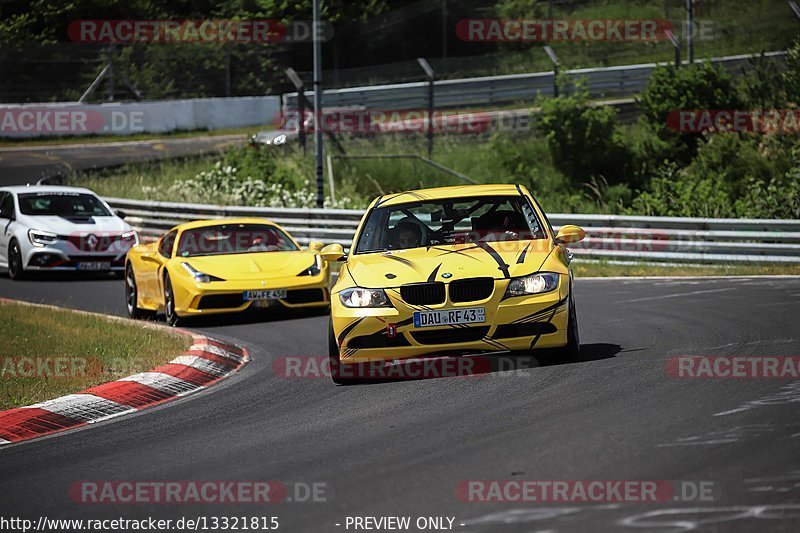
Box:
xmin=345 ymin=239 xmax=554 ymax=288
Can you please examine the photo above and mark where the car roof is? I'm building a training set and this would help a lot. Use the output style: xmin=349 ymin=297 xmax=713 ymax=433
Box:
xmin=173 ymin=218 xmax=278 ymax=231
xmin=374 ymin=184 xmax=525 ymax=208
xmin=0 ymin=185 xmax=97 ymax=195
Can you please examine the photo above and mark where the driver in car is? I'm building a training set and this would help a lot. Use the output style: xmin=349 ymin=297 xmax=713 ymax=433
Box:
xmin=389 ymin=219 xmax=424 ymax=249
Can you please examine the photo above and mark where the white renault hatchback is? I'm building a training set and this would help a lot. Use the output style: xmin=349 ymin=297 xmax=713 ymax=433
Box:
xmin=0 ymin=185 xmax=137 ymax=279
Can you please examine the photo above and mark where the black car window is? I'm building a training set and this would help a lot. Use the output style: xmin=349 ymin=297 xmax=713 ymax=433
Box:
xmin=18 ymin=192 xmax=111 ymax=217
xmin=0 ymin=193 xmax=13 ymax=219
xmin=158 ymin=230 xmax=177 ymax=258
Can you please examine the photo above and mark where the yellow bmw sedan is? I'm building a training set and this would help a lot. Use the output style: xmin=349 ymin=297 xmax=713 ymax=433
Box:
xmin=125 ymin=218 xmax=329 ymax=325
xmin=321 ymin=184 xmax=585 ymax=383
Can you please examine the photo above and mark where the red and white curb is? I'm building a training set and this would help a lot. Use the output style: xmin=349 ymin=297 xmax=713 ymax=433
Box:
xmin=0 ymin=333 xmax=248 ymax=447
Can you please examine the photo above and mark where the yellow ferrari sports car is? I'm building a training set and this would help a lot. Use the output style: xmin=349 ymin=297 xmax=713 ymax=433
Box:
xmin=320 ymin=184 xmax=585 ymax=383
xmin=124 ymin=218 xmax=329 ymax=325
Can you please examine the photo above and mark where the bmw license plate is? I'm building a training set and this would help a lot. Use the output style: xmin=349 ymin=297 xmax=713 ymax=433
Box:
xmin=76 ymin=261 xmax=111 ymax=271
xmin=413 ymin=307 xmax=485 ymax=328
xmin=244 ymin=289 xmax=287 ymax=301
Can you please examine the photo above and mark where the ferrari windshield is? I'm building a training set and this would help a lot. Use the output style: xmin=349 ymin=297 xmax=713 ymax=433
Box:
xmin=355 ymin=196 xmax=546 ymax=254
xmin=177 ymin=223 xmax=298 ymax=257
xmin=18 ymin=192 xmax=111 ymax=217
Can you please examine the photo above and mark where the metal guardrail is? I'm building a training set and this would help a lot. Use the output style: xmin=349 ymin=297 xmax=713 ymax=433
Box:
xmin=106 ymin=197 xmax=800 ymax=265
xmin=283 ymin=51 xmax=786 ymax=111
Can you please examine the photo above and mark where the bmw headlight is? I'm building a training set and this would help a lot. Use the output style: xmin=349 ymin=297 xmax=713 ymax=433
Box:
xmin=28 ymin=229 xmax=59 ymax=247
xmin=339 ymin=287 xmax=392 ymax=308
xmin=181 ymin=262 xmax=225 ymax=283
xmin=505 ymin=272 xmax=559 ymax=297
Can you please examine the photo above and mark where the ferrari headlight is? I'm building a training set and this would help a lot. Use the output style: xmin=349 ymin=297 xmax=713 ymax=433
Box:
xmin=181 ymin=262 xmax=225 ymax=283
xmin=298 ymin=256 xmax=321 ymax=276
xmin=28 ymin=229 xmax=58 ymax=247
xmin=505 ymin=272 xmax=559 ymax=297
xmin=339 ymin=287 xmax=392 ymax=308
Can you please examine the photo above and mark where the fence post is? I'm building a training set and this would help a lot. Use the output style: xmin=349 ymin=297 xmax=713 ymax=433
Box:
xmin=286 ymin=68 xmax=307 ymax=154
xmin=105 ymin=46 xmax=115 ymax=102
xmin=417 ymin=58 xmax=436 ymax=157
xmin=666 ymin=30 xmax=682 ymax=68
xmin=544 ymin=46 xmax=559 ymax=98
xmin=686 ymin=0 xmax=695 ymax=63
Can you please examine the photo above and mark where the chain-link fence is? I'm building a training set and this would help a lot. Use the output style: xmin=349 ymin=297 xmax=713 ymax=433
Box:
xmin=0 ymin=0 xmax=795 ymax=103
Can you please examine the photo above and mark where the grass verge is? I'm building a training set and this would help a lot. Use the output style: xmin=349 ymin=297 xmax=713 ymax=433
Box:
xmin=573 ymin=261 xmax=800 ymax=278
xmin=0 ymin=300 xmax=191 ymax=411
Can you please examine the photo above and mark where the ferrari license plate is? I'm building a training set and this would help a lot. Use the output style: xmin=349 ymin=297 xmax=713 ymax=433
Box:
xmin=244 ymin=289 xmax=287 ymax=301
xmin=76 ymin=261 xmax=111 ymax=271
xmin=413 ymin=307 xmax=485 ymax=328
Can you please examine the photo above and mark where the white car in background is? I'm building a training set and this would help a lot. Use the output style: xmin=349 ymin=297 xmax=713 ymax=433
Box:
xmin=0 ymin=185 xmax=137 ymax=280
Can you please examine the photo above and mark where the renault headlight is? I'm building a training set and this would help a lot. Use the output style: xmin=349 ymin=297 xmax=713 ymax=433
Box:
xmin=339 ymin=287 xmax=392 ymax=308
xmin=121 ymin=230 xmax=139 ymax=246
xmin=28 ymin=229 xmax=59 ymax=247
xmin=505 ymin=272 xmax=559 ymax=297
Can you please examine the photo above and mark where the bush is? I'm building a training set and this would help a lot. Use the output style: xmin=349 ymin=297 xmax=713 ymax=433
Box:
xmin=167 ymin=145 xmax=354 ymax=209
xmin=630 ymin=133 xmax=798 ymax=218
xmin=738 ymin=52 xmax=792 ymax=109
xmin=536 ymin=90 xmax=631 ymax=186
xmin=629 ymin=162 xmax=732 ymax=218
xmin=785 ymin=38 xmax=800 ymax=105
xmin=640 ymin=62 xmax=745 ymax=159
xmin=735 ymin=143 xmax=800 ymax=219
xmin=169 ymin=161 xmax=354 ymax=209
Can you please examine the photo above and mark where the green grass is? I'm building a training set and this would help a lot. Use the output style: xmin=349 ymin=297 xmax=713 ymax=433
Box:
xmin=70 ymin=156 xmax=220 ymax=201
xmin=68 ymin=134 xmax=555 ymax=208
xmin=573 ymin=261 xmax=800 ymax=278
xmin=0 ymin=301 xmax=190 ymax=410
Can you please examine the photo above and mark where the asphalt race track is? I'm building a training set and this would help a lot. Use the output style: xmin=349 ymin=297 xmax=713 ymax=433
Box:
xmin=0 ymin=134 xmax=246 ymax=186
xmin=1 ymin=274 xmax=800 ymax=532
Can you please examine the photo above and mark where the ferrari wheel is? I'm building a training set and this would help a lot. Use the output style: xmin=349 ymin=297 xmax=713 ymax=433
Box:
xmin=8 ymin=240 xmax=26 ymax=280
xmin=125 ymin=264 xmax=154 ymax=320
xmin=164 ymin=274 xmax=181 ymax=327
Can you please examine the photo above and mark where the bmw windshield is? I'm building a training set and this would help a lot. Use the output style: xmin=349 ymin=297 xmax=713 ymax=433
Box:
xmin=355 ymin=196 xmax=546 ymax=254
